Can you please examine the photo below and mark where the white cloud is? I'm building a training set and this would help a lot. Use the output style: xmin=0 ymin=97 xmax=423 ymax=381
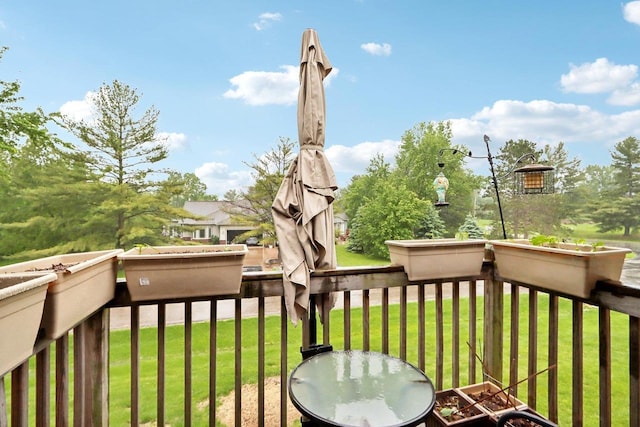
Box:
xmin=223 ymin=65 xmax=339 ymax=106
xmin=195 ymin=161 xmax=253 ymax=197
xmin=560 ymin=58 xmax=638 ymax=94
xmin=325 ymin=139 xmax=401 ymax=175
xmin=360 ymin=42 xmax=392 ymax=56
xmin=623 ymin=1 xmax=640 ymax=25
xmin=447 ymin=99 xmax=640 ymax=160
xmin=59 ymin=91 xmax=96 ymax=121
xmin=609 ymin=82 xmax=640 ymax=106
xmin=253 ymin=12 xmax=282 ymax=31
xmin=156 ymin=132 xmax=187 ymax=151
xmin=224 ymin=65 xmax=298 ymax=106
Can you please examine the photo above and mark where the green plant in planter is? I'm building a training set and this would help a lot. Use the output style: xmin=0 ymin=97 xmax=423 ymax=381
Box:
xmin=529 ymin=234 xmax=605 ymax=252
xmin=529 ymin=234 xmax=560 ymax=247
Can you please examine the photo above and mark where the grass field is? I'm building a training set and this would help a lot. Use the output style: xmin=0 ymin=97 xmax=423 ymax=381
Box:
xmin=101 ymin=294 xmax=631 ymax=426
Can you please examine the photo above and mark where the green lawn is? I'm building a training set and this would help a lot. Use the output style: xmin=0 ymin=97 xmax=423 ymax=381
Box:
xmin=102 ymin=294 xmax=631 ymax=426
xmin=335 ymin=243 xmax=390 ymax=266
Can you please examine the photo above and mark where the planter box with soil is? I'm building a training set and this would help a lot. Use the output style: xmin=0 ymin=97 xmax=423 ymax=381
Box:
xmin=491 ymin=240 xmax=631 ymax=298
xmin=426 ymin=388 xmax=489 ymax=426
xmin=119 ymin=244 xmax=248 ymax=301
xmin=1 ymin=272 xmax=57 ymax=375
xmin=457 ymin=381 xmax=527 ymax=421
xmin=385 ymin=239 xmax=487 ymax=281
xmin=0 ymin=249 xmax=123 ymax=339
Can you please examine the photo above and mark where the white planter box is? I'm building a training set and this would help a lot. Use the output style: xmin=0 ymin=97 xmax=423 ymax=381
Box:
xmin=0 ymin=249 xmax=123 ymax=339
xmin=491 ymin=240 xmax=631 ymax=298
xmin=385 ymin=239 xmax=487 ymax=281
xmin=0 ymin=273 xmax=56 ymax=375
xmin=119 ymin=244 xmax=248 ymax=301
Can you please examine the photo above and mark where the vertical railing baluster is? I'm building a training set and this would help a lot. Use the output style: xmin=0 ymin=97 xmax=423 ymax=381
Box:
xmin=452 ymin=281 xmax=460 ymax=387
xmin=0 ymin=375 xmax=7 ymax=426
xmin=400 ymin=286 xmax=407 ymax=360
xmin=322 ymin=296 xmax=331 ymax=346
xmin=435 ymin=281 xmax=443 ymax=390
xmin=599 ymin=307 xmax=611 ymax=426
xmin=572 ymin=300 xmax=584 ymax=427
xmin=56 ymin=334 xmax=69 ymax=426
xmin=548 ymin=295 xmax=559 ymax=423
xmin=130 ymin=305 xmax=140 ymax=427
xmin=528 ymin=290 xmax=538 ymax=407
xmin=73 ymin=324 xmax=86 ymax=427
xmin=362 ymin=289 xmax=370 ymax=351
xmin=35 ymin=347 xmax=50 ymax=427
xmin=11 ymin=362 xmax=28 ymax=426
xmin=382 ymin=289 xmax=389 ymax=354
xmin=629 ymin=316 xmax=639 ymax=427
xmin=258 ymin=297 xmax=265 ymax=427
xmin=209 ymin=300 xmax=217 ymax=426
xmin=344 ymin=291 xmax=351 ymax=350
xmin=157 ymin=302 xmax=166 ymax=427
xmin=234 ymin=299 xmax=242 ymax=427
xmin=418 ymin=284 xmax=425 ymax=371
xmin=509 ymin=285 xmax=519 ymax=396
xmin=184 ymin=302 xmax=192 ymax=427
xmin=468 ymin=280 xmax=477 ymax=384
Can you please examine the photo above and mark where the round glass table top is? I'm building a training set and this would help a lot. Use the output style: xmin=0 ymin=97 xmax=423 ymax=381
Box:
xmin=288 ymin=350 xmax=435 ymax=427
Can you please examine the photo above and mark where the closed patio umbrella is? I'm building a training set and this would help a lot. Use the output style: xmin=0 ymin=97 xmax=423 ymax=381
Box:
xmin=272 ymin=29 xmax=337 ymax=329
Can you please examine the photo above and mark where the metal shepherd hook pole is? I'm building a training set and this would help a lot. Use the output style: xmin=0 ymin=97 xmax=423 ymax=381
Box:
xmin=483 ymin=135 xmax=508 ymax=239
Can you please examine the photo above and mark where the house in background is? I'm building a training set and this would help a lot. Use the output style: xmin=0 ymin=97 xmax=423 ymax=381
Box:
xmin=173 ymin=200 xmax=256 ymax=244
xmin=174 ymin=200 xmax=348 ymax=245
xmin=334 ymin=212 xmax=348 ymax=238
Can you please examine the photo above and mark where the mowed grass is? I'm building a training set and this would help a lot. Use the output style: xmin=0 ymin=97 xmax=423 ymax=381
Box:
xmin=335 ymin=243 xmax=390 ymax=266
xmin=102 ymin=293 xmax=630 ymax=426
xmin=567 ymin=222 xmax=640 ymax=242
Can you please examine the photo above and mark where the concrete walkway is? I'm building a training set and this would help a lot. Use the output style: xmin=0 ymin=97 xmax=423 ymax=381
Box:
xmin=109 ymin=282 xmax=484 ymax=330
xmin=110 ymin=256 xmax=640 ymax=330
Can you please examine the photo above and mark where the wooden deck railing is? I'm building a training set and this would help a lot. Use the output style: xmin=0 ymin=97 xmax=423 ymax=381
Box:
xmin=1 ymin=261 xmax=639 ymax=426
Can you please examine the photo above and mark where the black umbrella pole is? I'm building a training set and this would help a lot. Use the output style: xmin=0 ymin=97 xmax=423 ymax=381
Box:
xmin=310 ymin=295 xmax=318 ymax=345
xmin=300 ymin=294 xmax=333 ymax=360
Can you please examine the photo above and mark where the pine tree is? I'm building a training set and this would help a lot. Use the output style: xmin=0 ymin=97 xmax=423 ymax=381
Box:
xmin=457 ymin=214 xmax=484 ymax=239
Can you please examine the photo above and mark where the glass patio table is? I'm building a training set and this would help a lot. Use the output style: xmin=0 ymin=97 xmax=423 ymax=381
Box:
xmin=288 ymin=350 xmax=436 ymax=427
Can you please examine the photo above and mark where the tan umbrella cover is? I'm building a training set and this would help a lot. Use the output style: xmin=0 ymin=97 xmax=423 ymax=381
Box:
xmin=272 ymin=29 xmax=337 ymax=325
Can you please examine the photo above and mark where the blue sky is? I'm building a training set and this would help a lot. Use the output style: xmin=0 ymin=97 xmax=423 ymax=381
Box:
xmin=2 ymin=1 xmax=640 ymax=197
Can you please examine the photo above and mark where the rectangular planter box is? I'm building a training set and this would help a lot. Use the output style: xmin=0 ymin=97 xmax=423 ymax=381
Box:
xmin=1 ymin=273 xmax=57 ymax=376
xmin=119 ymin=244 xmax=248 ymax=301
xmin=491 ymin=240 xmax=631 ymax=298
xmin=0 ymin=249 xmax=123 ymax=339
xmin=385 ymin=239 xmax=487 ymax=281
xmin=426 ymin=388 xmax=490 ymax=426
xmin=457 ymin=381 xmax=527 ymax=420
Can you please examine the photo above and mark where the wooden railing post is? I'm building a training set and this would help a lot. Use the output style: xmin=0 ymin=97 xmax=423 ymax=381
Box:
xmin=75 ymin=308 xmax=110 ymax=427
xmin=483 ymin=274 xmax=504 ymax=384
xmin=0 ymin=376 xmax=6 ymax=427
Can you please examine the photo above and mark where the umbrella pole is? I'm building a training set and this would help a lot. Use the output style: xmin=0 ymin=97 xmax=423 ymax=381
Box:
xmin=309 ymin=294 xmax=317 ymax=346
xmin=300 ymin=294 xmax=333 ymax=360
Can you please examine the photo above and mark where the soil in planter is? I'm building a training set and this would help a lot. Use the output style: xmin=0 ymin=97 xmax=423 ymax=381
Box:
xmin=435 ymin=393 xmax=482 ymax=421
xmin=27 ymin=263 xmax=79 ymax=272
xmin=469 ymin=390 xmax=518 ymax=412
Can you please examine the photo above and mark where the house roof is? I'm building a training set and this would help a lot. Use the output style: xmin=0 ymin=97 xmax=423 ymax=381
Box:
xmin=179 ymin=200 xmax=251 ymax=226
